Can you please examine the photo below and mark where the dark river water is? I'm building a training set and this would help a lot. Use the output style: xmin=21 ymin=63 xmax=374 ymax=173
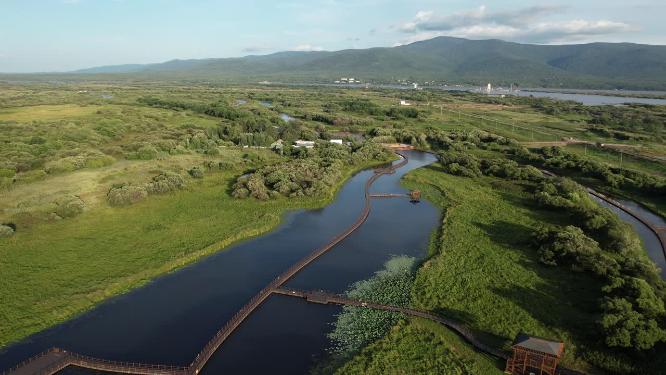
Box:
xmin=591 ymin=196 xmax=666 ymax=279
xmin=0 ymin=151 xmax=440 ymax=374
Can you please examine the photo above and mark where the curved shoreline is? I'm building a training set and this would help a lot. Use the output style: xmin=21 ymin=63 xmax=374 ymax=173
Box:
xmin=586 ymin=188 xmax=666 ymax=258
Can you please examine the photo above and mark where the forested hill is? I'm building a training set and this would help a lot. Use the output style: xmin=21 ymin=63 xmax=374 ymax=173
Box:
xmin=13 ymin=37 xmax=666 ymax=90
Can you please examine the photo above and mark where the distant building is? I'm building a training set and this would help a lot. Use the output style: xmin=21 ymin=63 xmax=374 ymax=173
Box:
xmin=486 ymin=83 xmax=492 ymax=93
xmin=400 ymin=100 xmax=411 ymax=106
xmin=294 ymin=140 xmax=315 ymax=148
xmin=329 ymin=139 xmax=343 ymax=145
xmin=412 ymin=82 xmax=418 ymax=89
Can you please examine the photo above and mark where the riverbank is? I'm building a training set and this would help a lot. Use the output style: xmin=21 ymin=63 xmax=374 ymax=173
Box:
xmin=336 ymin=160 xmax=665 ymax=375
xmin=0 ymin=156 xmax=393 ymax=349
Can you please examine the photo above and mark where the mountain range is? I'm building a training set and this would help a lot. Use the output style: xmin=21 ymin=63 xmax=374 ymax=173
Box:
xmin=7 ymin=37 xmax=666 ymax=90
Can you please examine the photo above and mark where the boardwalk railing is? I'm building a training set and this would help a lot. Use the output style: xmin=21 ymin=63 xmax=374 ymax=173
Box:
xmin=189 ymin=154 xmax=408 ymax=374
xmin=273 ymin=287 xmax=509 ymax=359
xmin=587 ymin=188 xmax=666 ymax=257
xmin=273 ymin=287 xmax=585 ymax=375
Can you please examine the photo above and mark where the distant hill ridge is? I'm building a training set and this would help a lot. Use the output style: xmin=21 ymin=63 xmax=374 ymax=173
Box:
xmin=25 ymin=37 xmax=666 ymax=89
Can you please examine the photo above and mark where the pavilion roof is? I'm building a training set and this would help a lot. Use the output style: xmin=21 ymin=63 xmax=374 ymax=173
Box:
xmin=513 ymin=333 xmax=564 ymax=357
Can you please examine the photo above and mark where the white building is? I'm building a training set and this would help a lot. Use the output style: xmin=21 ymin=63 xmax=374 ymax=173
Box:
xmin=400 ymin=100 xmax=411 ymax=106
xmin=330 ymin=139 xmax=343 ymax=145
xmin=294 ymin=140 xmax=315 ymax=148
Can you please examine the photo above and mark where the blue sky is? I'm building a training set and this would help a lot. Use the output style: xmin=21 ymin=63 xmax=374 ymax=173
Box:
xmin=1 ymin=0 xmax=665 ymax=72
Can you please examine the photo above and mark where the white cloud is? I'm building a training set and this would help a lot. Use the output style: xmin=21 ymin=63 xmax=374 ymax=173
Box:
xmin=398 ymin=5 xmax=634 ymax=44
xmin=291 ymin=44 xmax=325 ymax=51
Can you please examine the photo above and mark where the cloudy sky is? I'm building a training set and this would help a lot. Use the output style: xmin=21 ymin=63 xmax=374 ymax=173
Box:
xmin=1 ymin=0 xmax=664 ymax=72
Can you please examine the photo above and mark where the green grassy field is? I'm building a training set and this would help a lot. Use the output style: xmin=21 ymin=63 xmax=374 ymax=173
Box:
xmin=335 ymin=318 xmax=503 ymax=374
xmin=565 ymin=144 xmax=666 ymax=177
xmin=393 ymin=164 xmax=640 ymax=374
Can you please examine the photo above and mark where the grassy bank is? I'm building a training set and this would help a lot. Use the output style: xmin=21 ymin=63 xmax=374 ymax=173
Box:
xmin=335 ymin=318 xmax=503 ymax=374
xmin=394 ymin=162 xmax=665 ymax=374
xmin=0 ymin=156 xmax=389 ymax=349
xmin=403 ymin=167 xmax=604 ymax=371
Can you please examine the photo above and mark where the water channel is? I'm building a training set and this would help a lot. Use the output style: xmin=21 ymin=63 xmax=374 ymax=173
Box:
xmin=591 ymin=196 xmax=666 ymax=279
xmin=0 ymin=151 xmax=440 ymax=374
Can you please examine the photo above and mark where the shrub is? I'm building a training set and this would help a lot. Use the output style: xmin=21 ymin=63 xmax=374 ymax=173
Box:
xmin=107 ymin=184 xmax=148 ymax=206
xmin=600 ymin=277 xmax=666 ymax=350
xmin=44 ymin=156 xmax=86 ymax=174
xmin=0 ymin=224 xmax=14 ymax=238
xmin=188 ymin=166 xmax=204 ymax=179
xmin=534 ymin=225 xmax=619 ymax=276
xmin=136 ymin=145 xmax=159 ymax=160
xmin=54 ymin=197 xmax=85 ymax=218
xmin=84 ymin=154 xmax=115 ymax=168
xmin=438 ymin=151 xmax=481 ymax=177
xmin=145 ymin=172 xmax=185 ymax=194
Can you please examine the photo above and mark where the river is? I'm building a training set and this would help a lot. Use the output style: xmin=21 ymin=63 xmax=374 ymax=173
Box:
xmin=512 ymin=90 xmax=666 ymax=106
xmin=591 ymin=196 xmax=666 ymax=279
xmin=0 ymin=151 xmax=440 ymax=374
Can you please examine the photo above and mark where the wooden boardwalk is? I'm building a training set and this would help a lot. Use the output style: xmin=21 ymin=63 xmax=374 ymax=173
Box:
xmin=3 ymin=348 xmax=187 ymax=375
xmin=273 ymin=287 xmax=585 ymax=375
xmin=368 ymin=193 xmax=407 ymax=198
xmin=4 ymin=155 xmax=410 ymax=375
xmin=273 ymin=287 xmax=509 ymax=359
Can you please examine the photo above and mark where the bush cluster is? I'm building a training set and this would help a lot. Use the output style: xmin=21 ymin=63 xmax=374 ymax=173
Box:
xmin=533 ymin=178 xmax=666 ymax=350
xmin=0 ymin=224 xmax=14 ymax=238
xmin=232 ymin=142 xmax=391 ymax=200
xmin=188 ymin=166 xmax=204 ymax=179
xmin=107 ymin=184 xmax=150 ymax=207
xmin=145 ymin=172 xmax=185 ymax=194
xmin=108 ymin=172 xmax=186 ymax=206
xmin=437 ymin=151 xmax=543 ymax=181
xmin=54 ymin=197 xmax=85 ymax=219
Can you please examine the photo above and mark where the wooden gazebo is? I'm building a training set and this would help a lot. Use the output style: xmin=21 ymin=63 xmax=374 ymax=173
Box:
xmin=505 ymin=334 xmax=564 ymax=375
